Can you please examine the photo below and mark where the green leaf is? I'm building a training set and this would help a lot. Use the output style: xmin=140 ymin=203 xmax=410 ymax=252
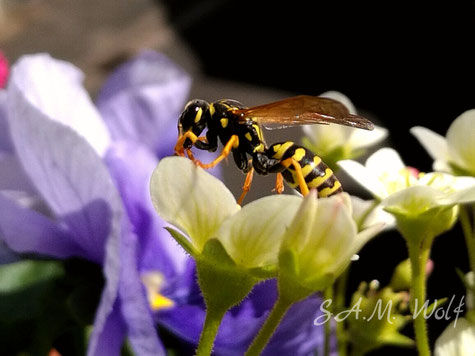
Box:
xmin=278 ymin=249 xmax=314 ymax=302
xmin=425 ymin=297 xmax=448 ymax=315
xmin=196 ymin=238 xmax=259 ymax=312
xmin=0 ymin=260 xmax=64 ymax=323
xmin=165 ymin=227 xmax=197 ymax=257
xmin=0 ymin=259 xmax=64 ymax=293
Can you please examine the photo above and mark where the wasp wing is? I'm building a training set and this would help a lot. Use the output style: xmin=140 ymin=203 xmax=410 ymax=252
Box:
xmin=232 ymin=95 xmax=374 ymax=130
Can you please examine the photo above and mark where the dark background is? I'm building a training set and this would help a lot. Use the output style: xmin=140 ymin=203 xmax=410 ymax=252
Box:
xmin=162 ymin=1 xmax=474 ymax=354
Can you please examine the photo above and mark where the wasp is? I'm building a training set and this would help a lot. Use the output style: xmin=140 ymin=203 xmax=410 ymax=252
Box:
xmin=175 ymin=95 xmax=374 ymax=204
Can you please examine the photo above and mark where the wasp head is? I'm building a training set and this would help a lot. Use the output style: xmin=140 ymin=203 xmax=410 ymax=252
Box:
xmin=177 ymin=99 xmax=210 ymax=148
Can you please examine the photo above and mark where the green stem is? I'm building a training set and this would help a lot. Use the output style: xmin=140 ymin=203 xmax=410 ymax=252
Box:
xmin=195 ymin=307 xmax=227 ymax=356
xmin=407 ymin=241 xmax=431 ymax=356
xmin=460 ymin=205 xmax=475 ymax=310
xmin=245 ymin=297 xmax=292 ymax=356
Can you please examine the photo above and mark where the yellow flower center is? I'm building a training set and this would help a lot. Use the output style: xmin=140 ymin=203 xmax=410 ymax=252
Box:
xmin=141 ymin=271 xmax=175 ymax=311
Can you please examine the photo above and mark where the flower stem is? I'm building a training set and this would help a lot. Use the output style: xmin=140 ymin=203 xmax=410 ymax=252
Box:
xmin=196 ymin=307 xmax=227 ymax=356
xmin=407 ymin=241 xmax=431 ymax=356
xmin=460 ymin=205 xmax=475 ymax=310
xmin=245 ymin=297 xmax=292 ymax=356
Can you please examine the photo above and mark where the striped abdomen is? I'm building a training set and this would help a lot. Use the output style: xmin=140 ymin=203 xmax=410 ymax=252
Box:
xmin=268 ymin=141 xmax=343 ymax=197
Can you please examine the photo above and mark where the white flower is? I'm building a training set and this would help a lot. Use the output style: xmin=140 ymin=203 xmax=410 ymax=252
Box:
xmin=338 ymin=147 xmax=475 ymax=203
xmin=278 ymin=191 xmax=383 ymax=292
xmin=411 ymin=109 xmax=475 ymax=176
xmin=150 ymin=156 xmax=302 ymax=271
xmin=339 ymin=148 xmax=475 ymax=240
xmin=302 ymin=91 xmax=387 ymax=164
xmin=434 ymin=317 xmax=475 ymax=356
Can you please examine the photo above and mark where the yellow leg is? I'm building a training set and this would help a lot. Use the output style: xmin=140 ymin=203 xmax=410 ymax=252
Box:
xmin=237 ymin=167 xmax=254 ymax=206
xmin=281 ymin=158 xmax=309 ymax=196
xmin=174 ymin=131 xmax=207 ymax=158
xmin=175 ymin=131 xmax=198 ymax=156
xmin=196 ymin=135 xmax=239 ymax=169
xmin=273 ymin=173 xmax=284 ymax=194
xmin=185 ymin=148 xmax=195 ymax=161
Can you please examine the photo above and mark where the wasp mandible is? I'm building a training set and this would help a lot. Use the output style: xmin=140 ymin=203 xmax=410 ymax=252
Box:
xmin=174 ymin=95 xmax=374 ymax=204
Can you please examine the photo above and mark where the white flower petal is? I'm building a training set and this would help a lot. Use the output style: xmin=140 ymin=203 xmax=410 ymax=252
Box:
xmin=366 ymin=147 xmax=406 ymax=176
xmin=319 ymin=91 xmax=357 ymax=114
xmin=435 ymin=318 xmax=475 ymax=356
xmin=436 ymin=185 xmax=475 ymax=206
xmin=446 ymin=109 xmax=475 ymax=174
xmin=411 ymin=126 xmax=449 ymax=164
xmin=302 ymin=123 xmax=351 ymax=153
xmin=217 ymin=194 xmax=301 ymax=268
xmin=9 ymin=54 xmax=111 ymax=155
xmin=381 ymin=185 xmax=443 ymax=214
xmin=150 ymin=157 xmax=239 ymax=252
xmin=347 ymin=125 xmax=388 ymax=150
xmin=433 ymin=159 xmax=452 ymax=173
xmin=418 ymin=172 xmax=475 ymax=192
xmin=280 ymin=192 xmax=381 ymax=289
xmin=338 ymin=160 xmax=388 ymax=198
xmin=283 ymin=193 xmax=356 ymax=271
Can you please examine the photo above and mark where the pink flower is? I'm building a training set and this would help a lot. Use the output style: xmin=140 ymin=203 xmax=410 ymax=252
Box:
xmin=0 ymin=51 xmax=8 ymax=88
xmin=0 ymin=51 xmax=9 ymax=89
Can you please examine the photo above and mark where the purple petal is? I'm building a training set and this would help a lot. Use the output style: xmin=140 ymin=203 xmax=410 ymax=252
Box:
xmin=8 ymin=54 xmax=110 ymax=155
xmin=105 ymin=141 xmax=188 ymax=280
xmin=0 ymin=91 xmax=13 ymax=152
xmin=7 ymin=76 xmax=123 ymax=264
xmin=89 ymin=217 xmax=165 ymax=356
xmin=0 ymin=240 xmax=20 ymax=265
xmin=158 ymin=278 xmax=327 ymax=356
xmin=0 ymin=193 xmax=84 ymax=258
xmin=0 ymin=153 xmax=36 ymax=193
xmin=262 ymin=295 xmax=328 ymax=356
xmin=96 ymin=50 xmax=191 ymax=158
xmin=119 ymin=219 xmax=166 ymax=355
xmin=87 ymin=300 xmax=126 ymax=356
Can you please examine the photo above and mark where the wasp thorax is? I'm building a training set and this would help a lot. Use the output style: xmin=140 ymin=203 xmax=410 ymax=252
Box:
xmin=178 ymin=99 xmax=210 ymax=136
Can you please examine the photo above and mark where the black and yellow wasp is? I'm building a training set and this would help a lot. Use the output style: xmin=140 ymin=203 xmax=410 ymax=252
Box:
xmin=174 ymin=95 xmax=374 ymax=204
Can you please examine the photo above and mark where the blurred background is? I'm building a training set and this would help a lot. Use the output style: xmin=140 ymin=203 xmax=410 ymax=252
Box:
xmin=1 ymin=0 xmax=474 ymax=355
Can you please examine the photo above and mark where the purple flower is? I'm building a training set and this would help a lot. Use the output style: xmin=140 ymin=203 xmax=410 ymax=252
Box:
xmin=0 ymin=52 xmax=183 ymax=355
xmin=0 ymin=51 xmax=328 ymax=356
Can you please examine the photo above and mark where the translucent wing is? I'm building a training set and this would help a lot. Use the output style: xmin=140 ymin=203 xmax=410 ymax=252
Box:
xmin=232 ymin=95 xmax=374 ymax=130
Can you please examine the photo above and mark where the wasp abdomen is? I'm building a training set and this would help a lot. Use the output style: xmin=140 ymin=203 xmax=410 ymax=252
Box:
xmin=267 ymin=141 xmax=343 ymax=197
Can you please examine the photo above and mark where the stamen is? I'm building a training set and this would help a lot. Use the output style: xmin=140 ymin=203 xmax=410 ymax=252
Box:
xmin=141 ymin=271 xmax=175 ymax=311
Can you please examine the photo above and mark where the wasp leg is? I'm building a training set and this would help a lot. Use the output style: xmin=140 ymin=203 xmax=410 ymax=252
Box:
xmin=175 ymin=132 xmax=208 ymax=157
xmin=196 ymin=135 xmax=239 ymax=169
xmin=175 ymin=131 xmax=198 ymax=156
xmin=281 ymin=158 xmax=310 ymax=196
xmin=233 ymin=149 xmax=250 ymax=172
xmin=273 ymin=173 xmax=285 ymax=194
xmin=185 ymin=148 xmax=195 ymax=160
xmin=237 ymin=166 xmax=255 ymax=206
